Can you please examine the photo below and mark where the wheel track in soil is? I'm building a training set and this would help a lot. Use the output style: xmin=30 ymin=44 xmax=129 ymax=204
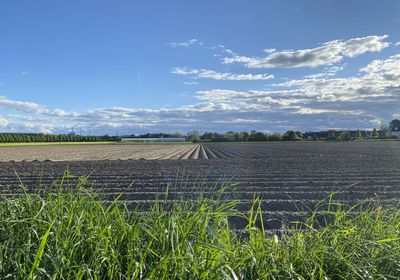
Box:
xmin=159 ymin=144 xmax=220 ymax=160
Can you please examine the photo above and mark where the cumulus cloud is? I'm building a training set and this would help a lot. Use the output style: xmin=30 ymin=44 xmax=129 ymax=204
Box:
xmin=274 ymin=55 xmax=400 ymax=98
xmin=197 ymin=89 xmax=308 ymax=109
xmin=0 ymin=117 xmax=9 ymax=128
xmin=223 ymin=35 xmax=390 ymax=68
xmin=1 ymin=53 xmax=399 ymax=133
xmin=359 ymin=54 xmax=400 ymax=80
xmin=0 ymin=96 xmax=48 ymax=113
xmin=342 ymin=35 xmax=390 ymax=57
xmin=198 ymin=54 xmax=400 ymax=129
xmin=172 ymin=67 xmax=274 ymax=81
xmin=0 ymin=98 xmax=243 ymax=134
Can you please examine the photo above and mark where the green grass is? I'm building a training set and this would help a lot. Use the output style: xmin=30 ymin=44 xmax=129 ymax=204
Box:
xmin=0 ymin=177 xmax=399 ymax=279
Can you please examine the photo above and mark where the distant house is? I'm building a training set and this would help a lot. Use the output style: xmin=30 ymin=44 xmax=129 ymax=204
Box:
xmin=389 ymin=119 xmax=400 ymax=137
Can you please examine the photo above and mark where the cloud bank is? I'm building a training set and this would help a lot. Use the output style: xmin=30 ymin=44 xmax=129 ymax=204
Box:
xmin=223 ymin=35 xmax=390 ymax=68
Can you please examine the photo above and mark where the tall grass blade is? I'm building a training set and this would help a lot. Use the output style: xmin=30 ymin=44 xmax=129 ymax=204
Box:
xmin=29 ymin=218 xmax=56 ymax=279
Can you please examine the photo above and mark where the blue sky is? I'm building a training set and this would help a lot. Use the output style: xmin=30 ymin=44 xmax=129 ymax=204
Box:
xmin=1 ymin=0 xmax=400 ymax=134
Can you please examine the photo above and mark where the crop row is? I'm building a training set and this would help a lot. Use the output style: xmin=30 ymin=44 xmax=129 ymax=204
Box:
xmin=1 ymin=142 xmax=399 ymax=229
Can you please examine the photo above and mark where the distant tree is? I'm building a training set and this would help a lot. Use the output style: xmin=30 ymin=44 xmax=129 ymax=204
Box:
xmin=338 ymin=131 xmax=350 ymax=141
xmin=379 ymin=124 xmax=389 ymax=137
xmin=240 ymin=131 xmax=249 ymax=141
xmin=224 ymin=131 xmax=237 ymax=141
xmin=201 ymin=132 xmax=213 ymax=141
xmin=187 ymin=131 xmax=200 ymax=142
xmin=172 ymin=132 xmax=184 ymax=138
xmin=269 ymin=133 xmax=281 ymax=141
xmin=355 ymin=129 xmax=362 ymax=140
xmin=372 ymin=128 xmax=378 ymax=138
xmin=249 ymin=131 xmax=267 ymax=141
xmin=282 ymin=131 xmax=300 ymax=141
xmin=327 ymin=130 xmax=338 ymax=140
xmin=248 ymin=130 xmax=257 ymax=141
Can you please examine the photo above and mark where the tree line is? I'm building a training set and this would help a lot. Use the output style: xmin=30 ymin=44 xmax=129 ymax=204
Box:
xmin=0 ymin=126 xmax=396 ymax=144
xmin=0 ymin=133 xmax=105 ymax=143
xmin=188 ymin=127 xmax=396 ymax=142
xmin=187 ymin=130 xmax=303 ymax=142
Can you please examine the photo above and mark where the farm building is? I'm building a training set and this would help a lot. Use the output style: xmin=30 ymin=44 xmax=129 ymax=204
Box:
xmin=389 ymin=119 xmax=400 ymax=137
xmin=120 ymin=137 xmax=186 ymax=142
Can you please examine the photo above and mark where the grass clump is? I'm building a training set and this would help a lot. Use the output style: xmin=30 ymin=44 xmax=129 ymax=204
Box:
xmin=0 ymin=176 xmax=399 ymax=279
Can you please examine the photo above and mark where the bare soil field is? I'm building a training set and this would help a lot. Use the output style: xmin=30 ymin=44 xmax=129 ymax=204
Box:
xmin=0 ymin=141 xmax=399 ymax=229
xmin=1 ymin=141 xmax=399 ymax=161
xmin=0 ymin=143 xmax=198 ymax=161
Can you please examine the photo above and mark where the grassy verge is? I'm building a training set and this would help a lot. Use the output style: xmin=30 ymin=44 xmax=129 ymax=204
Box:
xmin=0 ymin=177 xmax=399 ymax=279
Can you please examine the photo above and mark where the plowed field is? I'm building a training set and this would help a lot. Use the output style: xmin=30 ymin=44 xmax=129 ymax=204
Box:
xmin=1 ymin=141 xmax=399 ymax=229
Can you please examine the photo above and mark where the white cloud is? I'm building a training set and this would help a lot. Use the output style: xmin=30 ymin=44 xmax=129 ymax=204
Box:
xmin=395 ymin=42 xmax=400 ymax=46
xmin=50 ymin=108 xmax=79 ymax=117
xmin=197 ymin=89 xmax=308 ymax=108
xmin=199 ymin=54 xmax=400 ymax=128
xmin=167 ymin=38 xmax=203 ymax=48
xmin=263 ymin=48 xmax=276 ymax=54
xmin=213 ymin=118 xmax=262 ymax=124
xmin=211 ymin=44 xmax=237 ymax=55
xmin=172 ymin=67 xmax=274 ymax=81
xmin=1 ymin=54 xmax=399 ymax=133
xmin=342 ymin=35 xmax=389 ymax=57
xmin=295 ymin=108 xmax=362 ymax=115
xmin=39 ymin=127 xmax=53 ymax=134
xmin=0 ymin=96 xmax=48 ymax=113
xmin=9 ymin=120 xmax=54 ymax=134
xmin=183 ymin=81 xmax=199 ymax=85
xmin=304 ymin=66 xmax=344 ymax=79
xmin=359 ymin=54 xmax=400 ymax=81
xmin=223 ymin=35 xmax=390 ymax=68
xmin=0 ymin=117 xmax=9 ymax=128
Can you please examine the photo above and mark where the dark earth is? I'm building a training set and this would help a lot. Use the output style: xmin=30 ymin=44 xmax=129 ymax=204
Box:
xmin=1 ymin=141 xmax=399 ymax=229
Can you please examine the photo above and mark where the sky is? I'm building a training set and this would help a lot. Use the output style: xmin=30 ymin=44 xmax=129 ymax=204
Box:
xmin=0 ymin=0 xmax=400 ymax=135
